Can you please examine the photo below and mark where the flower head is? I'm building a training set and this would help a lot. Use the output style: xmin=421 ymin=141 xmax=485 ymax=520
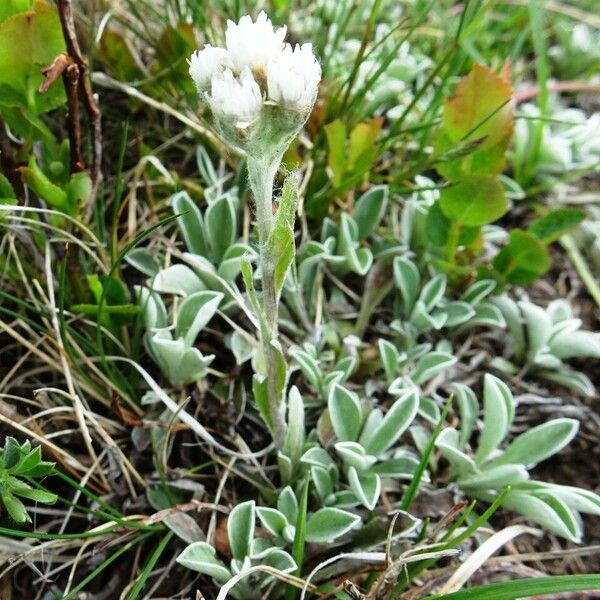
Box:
xmin=267 ymin=43 xmax=321 ymax=112
xmin=225 ymin=11 xmax=287 ymax=73
xmin=209 ymin=67 xmax=262 ymax=124
xmin=189 ymin=11 xmax=320 ymax=155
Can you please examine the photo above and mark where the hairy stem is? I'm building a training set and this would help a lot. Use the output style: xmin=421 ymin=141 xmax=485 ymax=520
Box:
xmin=247 ymin=156 xmax=288 ymax=449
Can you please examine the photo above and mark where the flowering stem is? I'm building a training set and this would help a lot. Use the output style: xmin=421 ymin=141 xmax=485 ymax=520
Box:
xmin=247 ymin=156 xmax=288 ymax=449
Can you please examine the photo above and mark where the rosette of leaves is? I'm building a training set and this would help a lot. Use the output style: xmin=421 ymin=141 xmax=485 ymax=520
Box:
xmin=256 ymin=485 xmax=361 ymax=547
xmin=512 ymin=102 xmax=600 ymax=184
xmin=491 ymin=296 xmax=600 ymax=396
xmin=135 ymin=286 xmax=223 ymax=387
xmin=434 ymin=374 xmax=600 ymax=542
xmin=0 ymin=437 xmax=57 ymax=524
xmin=126 ymin=147 xmax=256 ymax=303
xmin=300 ymin=384 xmax=420 ymax=511
xmin=288 ymin=342 xmax=356 ymax=406
xmin=391 ymin=257 xmax=505 ymax=346
xmin=177 ymin=500 xmax=296 ymax=599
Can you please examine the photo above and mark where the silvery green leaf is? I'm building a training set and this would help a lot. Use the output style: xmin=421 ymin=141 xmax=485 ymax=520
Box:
xmin=230 ymin=331 xmax=255 ymax=365
xmin=328 ymin=384 xmax=363 ymax=442
xmin=418 ymin=396 xmax=440 ymax=424
xmin=393 ymin=257 xmax=420 ymax=317
xmin=464 ymin=303 xmax=506 ymax=329
xmin=418 ymin=273 xmax=447 ymax=311
xmin=378 ymin=339 xmax=400 ymax=382
xmin=334 ymin=356 xmax=356 ymax=381
xmin=336 ymin=214 xmax=373 ymax=275
xmin=196 ymin=145 xmax=219 ymax=186
xmin=387 ymin=376 xmax=411 ymax=396
xmin=284 ymin=386 xmax=305 ymax=464
xmin=533 ymin=352 xmax=563 ymax=369
xmin=436 ymin=428 xmax=477 ymax=475
xmin=277 ymin=452 xmax=293 ymax=484
xmin=289 ymin=346 xmax=322 ymax=390
xmin=152 ymin=264 xmax=205 ymax=297
xmin=406 ymin=343 xmax=433 ymax=363
xmin=312 ymin=465 xmax=334 ymax=502
xmin=305 ymin=507 xmax=361 ymax=543
xmin=361 ymin=390 xmax=419 ymax=456
xmin=489 ymin=418 xmax=579 ymax=469
xmin=135 ymin=286 xmax=167 ymax=330
xmin=458 ymin=464 xmax=529 ymax=490
xmin=335 ymin=441 xmax=377 ymax=472
xmin=218 ymin=243 xmax=256 ymax=281
xmin=452 ymin=383 xmax=478 ymax=450
xmin=182 ymin=253 xmax=222 ymax=291
xmin=348 ymin=467 xmax=381 ymax=510
xmin=434 ymin=301 xmax=475 ymax=327
xmin=125 ymin=248 xmax=160 ymax=277
xmin=228 ymin=500 xmax=255 ymax=560
xmin=323 ymin=370 xmax=345 ymax=390
xmin=547 ymin=299 xmax=573 ymax=323
xmin=474 ymin=374 xmax=514 ymax=465
xmin=371 ymin=455 xmax=419 ymax=479
xmin=518 ymin=301 xmax=552 ymax=363
xmin=260 ymin=547 xmax=297 ymax=573
xmin=176 ymin=291 xmax=223 ymax=346
xmin=549 ymin=330 xmax=600 ymax=359
xmin=492 ymin=295 xmax=526 ymax=361
xmin=300 ymin=447 xmax=337 ymax=471
xmin=460 ymin=279 xmax=496 ymax=305
xmin=353 ymin=185 xmax=388 ymax=241
xmin=205 ymin=194 xmax=236 ymax=263
xmin=256 ymin=507 xmax=288 ymax=538
xmin=503 ymin=491 xmax=581 ymax=542
xmin=277 ymin=487 xmax=298 ymax=524
xmin=531 ymin=484 xmax=600 ymax=516
xmin=358 ymin=408 xmax=383 ymax=448
xmin=171 ymin=191 xmax=207 ymax=256
xmin=411 ymin=301 xmax=447 ymax=332
xmin=539 ymin=369 xmax=595 ymax=397
xmin=411 ymin=352 xmax=457 ymax=385
xmin=489 ymin=356 xmax=519 ymax=375
xmin=548 ymin=317 xmax=582 ymax=339
xmin=150 ymin=336 xmax=214 ymax=386
xmin=176 ymin=542 xmax=231 ymax=582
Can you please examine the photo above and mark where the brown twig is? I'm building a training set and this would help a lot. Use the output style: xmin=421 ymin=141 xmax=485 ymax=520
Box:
xmin=52 ymin=0 xmax=102 ymax=219
xmin=514 ymin=81 xmax=600 ymax=104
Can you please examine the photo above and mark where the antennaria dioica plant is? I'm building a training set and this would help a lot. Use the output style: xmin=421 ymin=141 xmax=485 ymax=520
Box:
xmin=188 ymin=12 xmax=321 ymax=450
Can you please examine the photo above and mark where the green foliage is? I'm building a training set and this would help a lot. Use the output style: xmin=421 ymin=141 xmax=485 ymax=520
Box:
xmin=435 ymin=374 xmax=600 ymax=541
xmin=492 ymin=297 xmax=600 ymax=396
xmin=0 ymin=437 xmax=57 ymax=524
xmin=0 ymin=0 xmax=66 ymax=138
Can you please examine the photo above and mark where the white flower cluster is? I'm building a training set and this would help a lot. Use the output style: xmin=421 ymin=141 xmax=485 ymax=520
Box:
xmin=189 ymin=11 xmax=320 ymax=126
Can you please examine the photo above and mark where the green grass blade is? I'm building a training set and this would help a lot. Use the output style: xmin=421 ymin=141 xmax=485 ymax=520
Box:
xmin=128 ymin=530 xmax=175 ymax=600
